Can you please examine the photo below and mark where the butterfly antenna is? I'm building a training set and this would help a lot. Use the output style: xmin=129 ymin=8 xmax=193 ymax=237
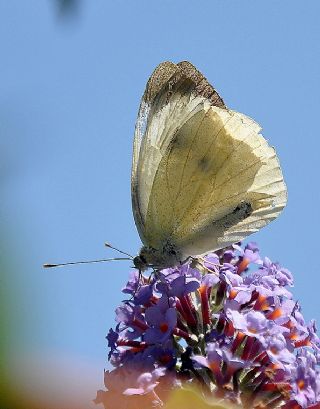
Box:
xmin=43 ymin=257 xmax=131 ymax=268
xmin=104 ymin=242 xmax=134 ymax=259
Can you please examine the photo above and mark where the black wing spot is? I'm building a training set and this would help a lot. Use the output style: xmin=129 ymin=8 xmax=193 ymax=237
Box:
xmin=220 ymin=201 xmax=253 ymax=229
xmin=232 ymin=202 xmax=253 ymax=218
xmin=198 ymin=156 xmax=211 ymax=172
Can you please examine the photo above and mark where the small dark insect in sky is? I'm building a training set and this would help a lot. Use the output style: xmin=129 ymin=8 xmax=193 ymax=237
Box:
xmin=54 ymin=0 xmax=81 ymax=18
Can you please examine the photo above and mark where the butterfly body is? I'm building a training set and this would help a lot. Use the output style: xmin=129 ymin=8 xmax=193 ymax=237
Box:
xmin=131 ymin=61 xmax=287 ymax=270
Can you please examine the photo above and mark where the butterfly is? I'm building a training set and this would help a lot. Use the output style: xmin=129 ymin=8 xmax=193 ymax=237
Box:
xmin=131 ymin=61 xmax=287 ymax=271
xmin=44 ymin=61 xmax=287 ymax=272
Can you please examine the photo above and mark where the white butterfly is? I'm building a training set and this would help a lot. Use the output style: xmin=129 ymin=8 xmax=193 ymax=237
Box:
xmin=131 ymin=61 xmax=287 ymax=271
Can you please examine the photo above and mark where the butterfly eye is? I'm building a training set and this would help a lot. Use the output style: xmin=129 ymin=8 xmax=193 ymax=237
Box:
xmin=133 ymin=255 xmax=148 ymax=271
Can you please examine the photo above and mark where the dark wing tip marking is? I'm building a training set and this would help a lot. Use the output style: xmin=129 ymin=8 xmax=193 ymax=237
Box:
xmin=144 ymin=61 xmax=179 ymax=103
xmin=177 ymin=61 xmax=226 ymax=108
xmin=143 ymin=60 xmax=226 ymax=109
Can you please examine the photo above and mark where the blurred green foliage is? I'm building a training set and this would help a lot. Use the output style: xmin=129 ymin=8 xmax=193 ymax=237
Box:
xmin=164 ymin=388 xmax=234 ymax=409
xmin=0 ymin=243 xmax=13 ymax=408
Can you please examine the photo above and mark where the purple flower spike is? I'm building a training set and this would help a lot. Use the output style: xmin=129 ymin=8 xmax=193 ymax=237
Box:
xmin=98 ymin=242 xmax=320 ymax=409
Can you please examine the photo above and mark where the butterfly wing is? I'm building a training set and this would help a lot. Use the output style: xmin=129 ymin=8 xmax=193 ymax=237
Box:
xmin=131 ymin=61 xmax=287 ymax=258
xmin=131 ymin=61 xmax=225 ymax=245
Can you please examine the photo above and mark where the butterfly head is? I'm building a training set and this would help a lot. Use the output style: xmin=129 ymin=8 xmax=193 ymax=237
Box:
xmin=133 ymin=242 xmax=182 ymax=271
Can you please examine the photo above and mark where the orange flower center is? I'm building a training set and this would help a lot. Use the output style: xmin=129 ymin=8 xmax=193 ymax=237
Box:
xmin=160 ymin=322 xmax=169 ymax=333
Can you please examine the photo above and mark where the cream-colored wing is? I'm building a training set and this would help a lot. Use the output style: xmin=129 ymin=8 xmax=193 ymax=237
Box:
xmin=131 ymin=61 xmax=225 ymax=245
xmin=148 ymin=106 xmax=287 ymax=258
xmin=132 ymin=61 xmax=287 ymax=257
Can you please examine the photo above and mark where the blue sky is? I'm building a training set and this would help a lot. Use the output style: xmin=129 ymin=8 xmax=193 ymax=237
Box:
xmin=1 ymin=0 xmax=320 ymax=405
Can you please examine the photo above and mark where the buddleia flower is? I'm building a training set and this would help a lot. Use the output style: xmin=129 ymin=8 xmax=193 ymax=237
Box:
xmin=95 ymin=243 xmax=320 ymax=409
